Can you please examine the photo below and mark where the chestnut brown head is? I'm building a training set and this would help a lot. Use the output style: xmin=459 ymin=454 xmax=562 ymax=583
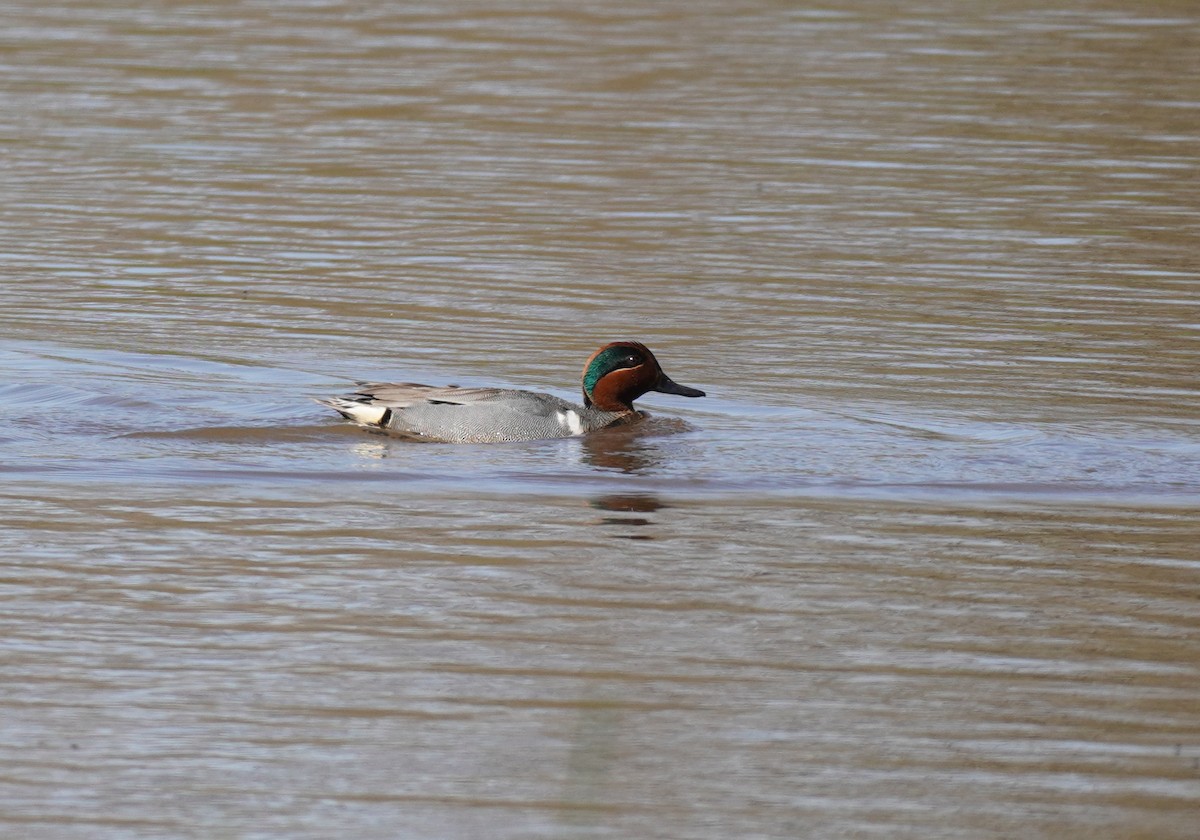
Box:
xmin=581 ymin=341 xmax=705 ymax=412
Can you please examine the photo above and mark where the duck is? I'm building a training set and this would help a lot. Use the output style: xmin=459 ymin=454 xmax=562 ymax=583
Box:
xmin=318 ymin=340 xmax=705 ymax=443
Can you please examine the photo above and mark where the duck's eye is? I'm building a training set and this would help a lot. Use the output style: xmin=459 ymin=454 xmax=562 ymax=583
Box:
xmin=623 ymin=353 xmax=642 ymax=367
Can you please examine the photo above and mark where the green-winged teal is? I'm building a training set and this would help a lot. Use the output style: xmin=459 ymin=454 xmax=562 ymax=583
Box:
xmin=318 ymin=340 xmax=705 ymax=443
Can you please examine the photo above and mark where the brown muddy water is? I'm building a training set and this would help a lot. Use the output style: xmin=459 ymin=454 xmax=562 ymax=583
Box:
xmin=2 ymin=2 xmax=1198 ymax=838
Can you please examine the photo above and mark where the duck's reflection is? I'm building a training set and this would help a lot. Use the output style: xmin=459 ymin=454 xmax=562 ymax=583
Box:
xmin=578 ymin=416 xmax=692 ymax=473
xmin=349 ymin=438 xmax=391 ymax=460
xmin=577 ymin=418 xmax=694 ymax=540
xmin=588 ymin=493 xmax=664 ymax=540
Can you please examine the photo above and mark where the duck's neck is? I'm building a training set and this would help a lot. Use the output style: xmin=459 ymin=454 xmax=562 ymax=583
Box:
xmin=585 ymin=369 xmax=648 ymax=413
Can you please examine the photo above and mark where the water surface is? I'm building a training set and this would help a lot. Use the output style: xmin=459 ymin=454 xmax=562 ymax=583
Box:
xmin=2 ymin=1 xmax=1198 ymax=838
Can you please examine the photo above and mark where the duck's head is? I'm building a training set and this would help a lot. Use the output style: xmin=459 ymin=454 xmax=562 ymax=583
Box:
xmin=581 ymin=341 xmax=706 ymax=412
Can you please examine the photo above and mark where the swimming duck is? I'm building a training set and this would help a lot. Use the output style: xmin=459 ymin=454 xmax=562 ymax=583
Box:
xmin=318 ymin=340 xmax=705 ymax=443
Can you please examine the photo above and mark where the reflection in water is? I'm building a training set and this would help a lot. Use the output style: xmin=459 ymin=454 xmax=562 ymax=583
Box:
xmin=350 ymin=439 xmax=392 ymax=461
xmin=579 ymin=418 xmax=695 ymax=474
xmin=589 ymin=495 xmax=663 ymax=515
xmin=589 ymin=493 xmax=664 ymax=540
